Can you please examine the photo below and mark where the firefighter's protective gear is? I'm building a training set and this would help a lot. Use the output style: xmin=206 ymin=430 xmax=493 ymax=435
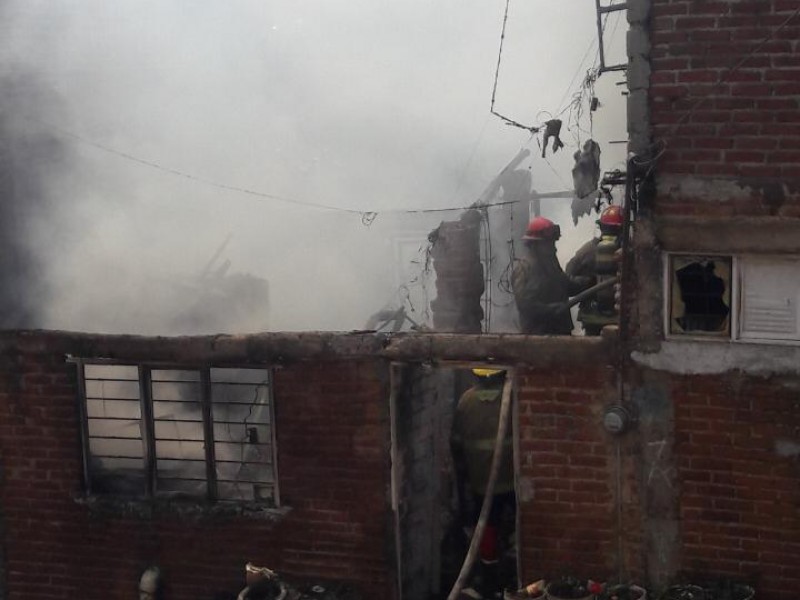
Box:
xmin=451 ymin=380 xmax=514 ymax=496
xmin=522 ymin=217 xmax=561 ymax=241
xmin=598 ymin=204 xmax=623 ymax=228
xmin=472 ymin=368 xmax=504 ymax=378
xmin=512 ymin=236 xmax=592 ymax=335
xmin=565 ymin=214 xmax=621 ymax=335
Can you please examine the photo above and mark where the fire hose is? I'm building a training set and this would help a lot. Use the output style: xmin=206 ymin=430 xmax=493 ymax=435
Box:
xmin=567 ymin=277 xmax=616 ymax=309
xmin=447 ymin=374 xmax=514 ymax=600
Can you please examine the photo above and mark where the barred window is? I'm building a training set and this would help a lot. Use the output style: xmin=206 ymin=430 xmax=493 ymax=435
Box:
xmin=78 ymin=363 xmax=278 ymax=505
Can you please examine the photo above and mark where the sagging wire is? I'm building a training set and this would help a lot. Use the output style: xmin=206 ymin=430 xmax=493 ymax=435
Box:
xmin=489 ymin=0 xmax=540 ymax=133
xmin=20 ymin=113 xmax=541 ymax=222
xmin=494 ymin=205 xmax=518 ymax=308
xmin=376 ymin=239 xmax=435 ymax=332
xmin=535 ymin=136 xmax=571 ymax=189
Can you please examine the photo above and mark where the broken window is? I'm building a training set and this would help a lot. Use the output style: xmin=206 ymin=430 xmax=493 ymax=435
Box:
xmin=668 ymin=255 xmax=732 ymax=336
xmin=78 ymin=362 xmax=278 ymax=505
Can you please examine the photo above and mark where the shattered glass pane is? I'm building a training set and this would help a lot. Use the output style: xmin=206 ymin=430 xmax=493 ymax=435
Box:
xmin=211 ymin=368 xmax=276 ymax=503
xmin=669 ymin=255 xmax=731 ymax=336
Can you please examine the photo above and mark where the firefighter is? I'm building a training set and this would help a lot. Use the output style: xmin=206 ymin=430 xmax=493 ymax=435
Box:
xmin=511 ymin=216 xmax=593 ymax=335
xmin=565 ymin=205 xmax=623 ymax=335
xmin=451 ymin=368 xmax=514 ymax=599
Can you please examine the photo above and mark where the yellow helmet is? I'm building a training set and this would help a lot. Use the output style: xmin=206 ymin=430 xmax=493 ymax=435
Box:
xmin=472 ymin=368 xmax=504 ymax=378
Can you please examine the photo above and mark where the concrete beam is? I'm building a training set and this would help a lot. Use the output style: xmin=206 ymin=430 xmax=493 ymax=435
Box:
xmin=656 ymin=216 xmax=800 ymax=254
xmin=0 ymin=329 xmax=616 ymax=369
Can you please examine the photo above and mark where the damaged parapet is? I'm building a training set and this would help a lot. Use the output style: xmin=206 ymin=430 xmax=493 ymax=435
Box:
xmin=429 ymin=209 xmax=484 ymax=333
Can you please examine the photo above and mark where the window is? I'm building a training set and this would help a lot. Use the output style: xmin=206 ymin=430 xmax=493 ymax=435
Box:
xmin=666 ymin=253 xmax=800 ymax=344
xmin=78 ymin=363 xmax=278 ymax=505
xmin=667 ymin=255 xmax=732 ymax=337
xmin=739 ymin=257 xmax=800 ymax=342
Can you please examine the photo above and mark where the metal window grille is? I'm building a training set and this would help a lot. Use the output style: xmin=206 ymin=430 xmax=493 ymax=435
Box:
xmin=76 ymin=362 xmax=278 ymax=505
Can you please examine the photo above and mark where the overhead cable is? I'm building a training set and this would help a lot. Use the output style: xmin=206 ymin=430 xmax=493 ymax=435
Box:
xmin=21 ymin=114 xmax=557 ymax=218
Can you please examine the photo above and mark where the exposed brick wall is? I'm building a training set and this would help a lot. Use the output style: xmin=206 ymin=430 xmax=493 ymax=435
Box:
xmin=673 ymin=373 xmax=800 ymax=599
xmin=430 ymin=210 xmax=485 ymax=333
xmin=516 ymin=364 xmax=645 ymax=583
xmin=649 ymin=0 xmax=800 ymax=216
xmin=2 ymin=331 xmax=799 ymax=598
xmin=0 ymin=340 xmax=392 ymax=600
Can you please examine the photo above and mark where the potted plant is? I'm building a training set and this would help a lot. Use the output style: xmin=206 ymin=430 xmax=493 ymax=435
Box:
xmin=546 ymin=577 xmax=597 ymax=600
xmin=703 ymin=581 xmax=754 ymax=600
xmin=599 ymin=584 xmax=647 ymax=600
xmin=661 ymin=585 xmax=706 ymax=600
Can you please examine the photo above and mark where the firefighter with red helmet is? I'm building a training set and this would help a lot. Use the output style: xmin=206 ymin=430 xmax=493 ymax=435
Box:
xmin=565 ymin=205 xmax=623 ymax=335
xmin=511 ymin=216 xmax=593 ymax=335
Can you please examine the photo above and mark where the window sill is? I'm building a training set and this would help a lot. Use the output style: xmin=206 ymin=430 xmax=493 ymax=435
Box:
xmin=74 ymin=493 xmax=291 ymax=521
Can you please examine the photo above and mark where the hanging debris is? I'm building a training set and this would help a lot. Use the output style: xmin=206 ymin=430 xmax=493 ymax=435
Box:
xmin=541 ymin=119 xmax=565 ymax=158
xmin=570 ymin=139 xmax=602 ymax=223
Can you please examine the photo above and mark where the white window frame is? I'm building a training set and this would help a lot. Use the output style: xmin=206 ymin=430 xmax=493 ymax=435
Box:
xmin=74 ymin=360 xmax=280 ymax=505
xmin=663 ymin=252 xmax=800 ymax=346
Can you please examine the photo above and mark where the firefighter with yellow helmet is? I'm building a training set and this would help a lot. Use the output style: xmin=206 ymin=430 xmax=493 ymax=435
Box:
xmin=451 ymin=368 xmax=514 ymax=599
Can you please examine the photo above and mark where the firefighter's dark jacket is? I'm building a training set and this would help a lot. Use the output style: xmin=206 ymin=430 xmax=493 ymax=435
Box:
xmin=511 ymin=241 xmax=592 ymax=335
xmin=451 ymin=383 xmax=514 ymax=496
xmin=565 ymin=238 xmax=599 ymax=314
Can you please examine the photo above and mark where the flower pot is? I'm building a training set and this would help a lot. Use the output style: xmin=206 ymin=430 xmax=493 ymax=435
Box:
xmin=601 ymin=584 xmax=647 ymax=600
xmin=705 ymin=584 xmax=754 ymax=600
xmin=505 ymin=588 xmax=546 ymax=600
xmin=545 ymin=581 xmax=594 ymax=600
xmin=662 ymin=585 xmax=706 ymax=600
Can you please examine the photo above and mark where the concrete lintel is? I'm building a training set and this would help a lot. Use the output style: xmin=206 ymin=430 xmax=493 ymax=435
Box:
xmin=0 ymin=329 xmax=615 ymax=368
xmin=656 ymin=215 xmax=800 ymax=254
xmin=632 ymin=339 xmax=800 ymax=376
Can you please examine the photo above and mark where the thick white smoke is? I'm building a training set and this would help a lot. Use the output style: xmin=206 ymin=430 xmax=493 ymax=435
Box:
xmin=0 ymin=0 xmax=627 ymax=334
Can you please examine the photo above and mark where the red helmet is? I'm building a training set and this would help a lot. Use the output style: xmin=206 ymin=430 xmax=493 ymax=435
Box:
xmin=523 ymin=216 xmax=561 ymax=241
xmin=598 ymin=205 xmax=623 ymax=227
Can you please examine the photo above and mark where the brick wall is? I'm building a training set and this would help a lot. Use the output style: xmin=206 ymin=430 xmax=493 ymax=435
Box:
xmin=2 ymin=331 xmax=799 ymax=598
xmin=649 ymin=0 xmax=800 ymax=216
xmin=0 ymin=337 xmax=392 ymax=600
xmin=516 ymin=363 xmax=644 ymax=583
xmin=673 ymin=372 xmax=800 ymax=599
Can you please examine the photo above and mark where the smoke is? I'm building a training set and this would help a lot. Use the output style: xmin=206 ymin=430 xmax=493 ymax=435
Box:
xmin=0 ymin=0 xmax=628 ymax=334
xmin=0 ymin=74 xmax=71 ymax=328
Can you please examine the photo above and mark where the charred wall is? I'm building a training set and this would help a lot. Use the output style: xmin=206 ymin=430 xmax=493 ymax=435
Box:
xmin=0 ymin=330 xmax=798 ymax=598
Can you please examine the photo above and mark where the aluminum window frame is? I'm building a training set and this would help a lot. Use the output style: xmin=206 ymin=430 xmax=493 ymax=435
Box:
xmin=72 ymin=358 xmax=279 ymax=506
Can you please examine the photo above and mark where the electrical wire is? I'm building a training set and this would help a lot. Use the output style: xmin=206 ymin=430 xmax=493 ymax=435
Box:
xmin=554 ymin=39 xmax=599 ymax=118
xmin=21 ymin=113 xmax=556 ymax=217
xmin=488 ymin=0 xmax=540 ymax=132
